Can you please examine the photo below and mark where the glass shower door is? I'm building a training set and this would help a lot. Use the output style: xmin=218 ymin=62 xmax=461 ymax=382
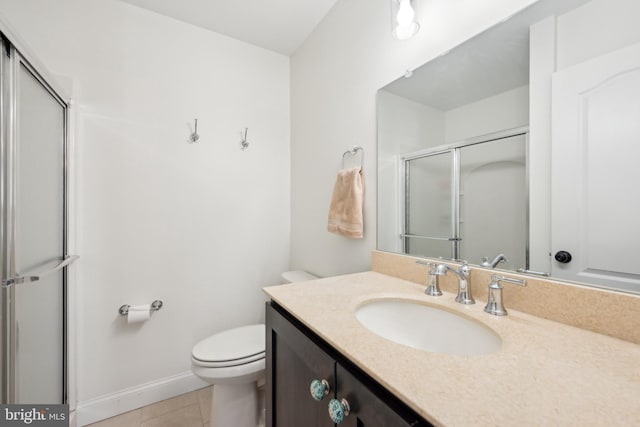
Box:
xmin=401 ymin=131 xmax=527 ymax=265
xmin=1 ymin=41 xmax=71 ymax=404
xmin=14 ymin=60 xmax=66 ymax=404
xmin=459 ymin=135 xmax=527 ymax=270
xmin=403 ymin=151 xmax=457 ymax=258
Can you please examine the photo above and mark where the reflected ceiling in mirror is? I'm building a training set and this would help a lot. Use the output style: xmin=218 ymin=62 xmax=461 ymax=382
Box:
xmin=383 ymin=0 xmax=586 ymax=110
xmin=376 ymin=0 xmax=640 ymax=295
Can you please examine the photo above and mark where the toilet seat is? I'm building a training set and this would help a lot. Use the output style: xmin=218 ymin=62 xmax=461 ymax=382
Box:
xmin=192 ymin=324 xmax=265 ymax=365
xmin=192 ymin=351 xmax=264 ymax=368
xmin=191 ymin=324 xmax=266 ymax=385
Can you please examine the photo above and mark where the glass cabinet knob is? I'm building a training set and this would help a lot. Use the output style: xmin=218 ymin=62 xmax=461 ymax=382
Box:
xmin=309 ymin=379 xmax=331 ymax=401
xmin=328 ymin=398 xmax=351 ymax=424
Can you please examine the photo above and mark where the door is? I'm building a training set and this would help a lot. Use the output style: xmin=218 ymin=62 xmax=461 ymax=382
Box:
xmin=403 ymin=150 xmax=457 ymax=258
xmin=459 ymin=135 xmax=527 ymax=271
xmin=1 ymin=39 xmax=74 ymax=403
xmin=551 ymin=41 xmax=640 ymax=292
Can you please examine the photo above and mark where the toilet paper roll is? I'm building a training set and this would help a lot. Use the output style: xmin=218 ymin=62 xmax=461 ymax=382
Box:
xmin=127 ymin=304 xmax=151 ymax=324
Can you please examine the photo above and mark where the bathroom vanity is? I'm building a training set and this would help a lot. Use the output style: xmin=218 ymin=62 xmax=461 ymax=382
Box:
xmin=263 ymin=270 xmax=640 ymax=427
xmin=266 ymin=301 xmax=431 ymax=427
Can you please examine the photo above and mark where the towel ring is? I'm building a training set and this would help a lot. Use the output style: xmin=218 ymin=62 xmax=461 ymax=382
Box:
xmin=342 ymin=146 xmax=364 ymax=169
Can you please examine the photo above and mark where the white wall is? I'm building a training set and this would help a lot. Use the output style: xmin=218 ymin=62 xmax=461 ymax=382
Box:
xmin=444 ymin=85 xmax=529 ymax=143
xmin=377 ymin=91 xmax=445 ymax=253
xmin=556 ymin=0 xmax=640 ymax=70
xmin=290 ymin=0 xmax=539 ymax=277
xmin=528 ymin=15 xmax=556 ymax=273
xmin=0 ymin=0 xmax=290 ymax=421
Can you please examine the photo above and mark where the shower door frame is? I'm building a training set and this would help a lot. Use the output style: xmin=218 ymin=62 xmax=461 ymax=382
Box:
xmin=0 ymin=31 xmax=72 ymax=404
xmin=399 ymin=126 xmax=530 ymax=264
xmin=401 ymin=147 xmax=460 ymax=259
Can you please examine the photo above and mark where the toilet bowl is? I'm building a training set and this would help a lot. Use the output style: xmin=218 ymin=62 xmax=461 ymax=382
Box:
xmin=192 ymin=324 xmax=266 ymax=427
xmin=192 ymin=270 xmax=318 ymax=427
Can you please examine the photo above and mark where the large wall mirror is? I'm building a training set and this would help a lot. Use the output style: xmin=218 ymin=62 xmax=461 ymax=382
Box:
xmin=377 ymin=0 xmax=640 ymax=294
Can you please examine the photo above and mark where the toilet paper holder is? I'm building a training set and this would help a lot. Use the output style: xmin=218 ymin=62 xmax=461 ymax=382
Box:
xmin=119 ymin=300 xmax=163 ymax=316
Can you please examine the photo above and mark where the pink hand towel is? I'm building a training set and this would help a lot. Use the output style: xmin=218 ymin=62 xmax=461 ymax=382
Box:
xmin=327 ymin=167 xmax=364 ymax=238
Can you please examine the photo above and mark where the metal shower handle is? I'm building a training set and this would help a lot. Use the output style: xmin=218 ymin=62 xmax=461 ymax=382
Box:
xmin=2 ymin=255 xmax=79 ymax=288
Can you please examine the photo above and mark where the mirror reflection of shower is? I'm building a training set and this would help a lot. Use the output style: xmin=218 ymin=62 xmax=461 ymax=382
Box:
xmin=401 ymin=130 xmax=527 ymax=271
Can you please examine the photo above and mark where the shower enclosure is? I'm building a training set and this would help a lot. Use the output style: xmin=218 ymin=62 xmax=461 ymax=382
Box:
xmin=401 ymin=129 xmax=528 ymax=271
xmin=0 ymin=29 xmax=75 ymax=404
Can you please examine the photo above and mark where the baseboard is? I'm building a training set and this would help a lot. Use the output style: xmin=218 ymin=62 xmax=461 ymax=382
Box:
xmin=76 ymin=371 xmax=209 ymax=426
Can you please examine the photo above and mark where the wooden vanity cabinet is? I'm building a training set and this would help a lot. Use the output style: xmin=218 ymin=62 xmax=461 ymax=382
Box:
xmin=266 ymin=301 xmax=335 ymax=427
xmin=266 ymin=302 xmax=433 ymax=427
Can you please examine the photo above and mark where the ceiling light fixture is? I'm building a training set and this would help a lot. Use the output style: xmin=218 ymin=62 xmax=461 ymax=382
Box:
xmin=392 ymin=0 xmax=420 ymax=40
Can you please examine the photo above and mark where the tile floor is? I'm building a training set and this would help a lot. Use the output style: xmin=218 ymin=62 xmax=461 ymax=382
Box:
xmin=86 ymin=386 xmax=213 ymax=427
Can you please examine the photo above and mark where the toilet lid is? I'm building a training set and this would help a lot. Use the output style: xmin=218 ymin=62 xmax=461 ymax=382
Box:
xmin=192 ymin=324 xmax=265 ymax=367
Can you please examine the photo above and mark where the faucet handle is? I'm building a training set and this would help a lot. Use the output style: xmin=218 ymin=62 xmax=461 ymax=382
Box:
xmin=492 ymin=274 xmax=526 ymax=287
xmin=416 ymin=260 xmax=441 ymax=274
xmin=484 ymin=275 xmax=527 ymax=316
xmin=416 ymin=260 xmax=442 ymax=296
xmin=516 ymin=268 xmax=549 ymax=277
xmin=482 ymin=254 xmax=508 ymax=268
xmin=459 ymin=260 xmax=471 ymax=275
xmin=425 ymin=263 xmax=442 ymax=296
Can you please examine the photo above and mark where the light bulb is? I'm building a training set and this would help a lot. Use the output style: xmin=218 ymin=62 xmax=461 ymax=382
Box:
xmin=396 ymin=0 xmax=415 ymax=26
xmin=394 ymin=22 xmax=419 ymax=40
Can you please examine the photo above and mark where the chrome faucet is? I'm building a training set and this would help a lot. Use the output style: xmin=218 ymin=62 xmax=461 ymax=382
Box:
xmin=481 ymin=253 xmax=507 ymax=268
xmin=434 ymin=262 xmax=474 ymax=304
xmin=484 ymin=274 xmax=527 ymax=316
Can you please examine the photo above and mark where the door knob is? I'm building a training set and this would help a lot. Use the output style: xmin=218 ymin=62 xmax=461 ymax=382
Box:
xmin=554 ymin=251 xmax=572 ymax=263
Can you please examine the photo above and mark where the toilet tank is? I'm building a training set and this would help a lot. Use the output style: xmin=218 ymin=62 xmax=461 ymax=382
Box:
xmin=281 ymin=270 xmax=318 ymax=283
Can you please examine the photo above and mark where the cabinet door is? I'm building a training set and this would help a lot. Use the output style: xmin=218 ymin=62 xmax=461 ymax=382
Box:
xmin=335 ymin=364 xmax=424 ymax=427
xmin=266 ymin=303 xmax=335 ymax=427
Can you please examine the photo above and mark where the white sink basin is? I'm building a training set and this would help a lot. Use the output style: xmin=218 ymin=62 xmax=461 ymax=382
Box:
xmin=356 ymin=299 xmax=502 ymax=356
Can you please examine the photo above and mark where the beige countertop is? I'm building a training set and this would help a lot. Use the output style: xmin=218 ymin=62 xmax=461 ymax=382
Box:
xmin=263 ymin=271 xmax=640 ymax=427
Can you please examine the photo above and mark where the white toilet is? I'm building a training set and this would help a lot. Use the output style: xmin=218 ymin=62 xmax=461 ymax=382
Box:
xmin=191 ymin=270 xmax=318 ymax=427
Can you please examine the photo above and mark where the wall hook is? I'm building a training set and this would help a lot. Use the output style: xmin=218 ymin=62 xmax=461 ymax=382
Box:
xmin=190 ymin=118 xmax=200 ymax=143
xmin=240 ymin=128 xmax=249 ymax=150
